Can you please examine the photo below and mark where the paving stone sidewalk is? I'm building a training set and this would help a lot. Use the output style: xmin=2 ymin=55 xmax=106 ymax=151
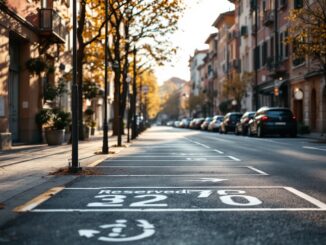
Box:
xmin=0 ymin=132 xmax=130 ymax=226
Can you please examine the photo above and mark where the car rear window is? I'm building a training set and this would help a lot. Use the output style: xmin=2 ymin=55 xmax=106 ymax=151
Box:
xmin=266 ymin=110 xmax=293 ymax=118
xmin=230 ymin=115 xmax=242 ymax=120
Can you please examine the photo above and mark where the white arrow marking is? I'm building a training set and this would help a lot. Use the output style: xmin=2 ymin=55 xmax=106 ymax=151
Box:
xmin=78 ymin=229 xmax=100 ymax=238
xmin=189 ymin=178 xmax=228 ymax=183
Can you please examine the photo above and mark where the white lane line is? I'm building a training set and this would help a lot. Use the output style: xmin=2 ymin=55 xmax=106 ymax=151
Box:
xmin=213 ymin=149 xmax=224 ymax=154
xmin=104 ymin=160 xmax=236 ymax=162
xmin=65 ymin=186 xmax=286 ymax=189
xmin=82 ymin=174 xmax=267 ymax=176
xmin=31 ymin=208 xmax=326 ymax=212
xmin=303 ymin=146 xmax=326 ymax=152
xmin=109 ymin=156 xmax=229 ymax=158
xmin=284 ymin=187 xmax=326 ymax=209
xmin=94 ymin=165 xmax=253 ymax=168
xmin=247 ymin=166 xmax=269 ymax=176
xmin=184 ymin=138 xmax=211 ymax=149
xmin=228 ymin=156 xmax=241 ymax=161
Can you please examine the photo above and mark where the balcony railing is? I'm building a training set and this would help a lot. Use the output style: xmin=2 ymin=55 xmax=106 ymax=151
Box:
xmin=263 ymin=10 xmax=274 ymax=26
xmin=39 ymin=8 xmax=66 ymax=43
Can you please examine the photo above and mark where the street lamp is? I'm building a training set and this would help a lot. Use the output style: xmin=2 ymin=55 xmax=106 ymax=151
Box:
xmin=126 ymin=76 xmax=131 ymax=143
xmin=102 ymin=0 xmax=109 ymax=154
xmin=69 ymin=0 xmax=80 ymax=173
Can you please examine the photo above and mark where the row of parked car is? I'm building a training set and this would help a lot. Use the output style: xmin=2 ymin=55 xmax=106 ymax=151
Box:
xmin=169 ymin=107 xmax=297 ymax=138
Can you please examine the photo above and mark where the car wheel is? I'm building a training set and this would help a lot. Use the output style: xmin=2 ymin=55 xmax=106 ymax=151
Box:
xmin=257 ymin=126 xmax=264 ymax=138
xmin=247 ymin=127 xmax=252 ymax=137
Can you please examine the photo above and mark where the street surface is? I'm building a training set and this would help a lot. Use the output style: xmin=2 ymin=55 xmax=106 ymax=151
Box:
xmin=0 ymin=126 xmax=326 ymax=244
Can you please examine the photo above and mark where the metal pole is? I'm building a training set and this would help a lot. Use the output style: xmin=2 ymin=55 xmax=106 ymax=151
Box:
xmin=70 ymin=0 xmax=80 ymax=172
xmin=254 ymin=0 xmax=259 ymax=110
xmin=132 ymin=45 xmax=137 ymax=139
xmin=102 ymin=0 xmax=109 ymax=154
xmin=127 ymin=87 xmax=130 ymax=143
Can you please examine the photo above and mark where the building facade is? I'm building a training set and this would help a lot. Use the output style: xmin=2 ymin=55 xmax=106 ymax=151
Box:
xmin=190 ymin=0 xmax=325 ymax=134
xmin=0 ymin=0 xmax=71 ymax=148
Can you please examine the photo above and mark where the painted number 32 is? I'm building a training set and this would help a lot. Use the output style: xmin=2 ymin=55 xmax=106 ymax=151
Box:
xmin=87 ymin=190 xmax=262 ymax=207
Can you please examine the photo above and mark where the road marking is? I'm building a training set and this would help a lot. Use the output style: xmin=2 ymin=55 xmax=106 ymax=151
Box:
xmin=13 ymin=187 xmax=64 ymax=212
xmin=94 ymin=166 xmax=247 ymax=168
xmin=190 ymin=178 xmax=228 ymax=183
xmin=28 ymin=186 xmax=326 ymax=212
xmin=303 ymin=146 xmax=326 ymax=152
xmin=184 ymin=138 xmax=211 ymax=149
xmin=110 ymin=156 xmax=230 ymax=158
xmin=284 ymin=187 xmax=326 ymax=209
xmin=228 ymin=156 xmax=241 ymax=161
xmin=247 ymin=166 xmax=269 ymax=176
xmin=31 ymin=208 xmax=326 ymax=212
xmin=213 ymin=149 xmax=224 ymax=154
xmin=104 ymin=160 xmax=237 ymax=162
xmin=65 ymin=186 xmax=286 ymax=189
xmin=80 ymin=174 xmax=269 ymax=177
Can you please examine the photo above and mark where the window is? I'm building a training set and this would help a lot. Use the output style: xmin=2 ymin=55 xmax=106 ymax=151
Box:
xmin=294 ymin=0 xmax=303 ymax=9
xmin=254 ymin=46 xmax=261 ymax=69
xmin=262 ymin=41 xmax=268 ymax=66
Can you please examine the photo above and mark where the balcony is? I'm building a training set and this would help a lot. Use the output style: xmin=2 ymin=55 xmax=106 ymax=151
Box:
xmin=263 ymin=10 xmax=274 ymax=26
xmin=39 ymin=9 xmax=66 ymax=43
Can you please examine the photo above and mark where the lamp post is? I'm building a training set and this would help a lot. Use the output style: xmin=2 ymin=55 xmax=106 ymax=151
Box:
xmin=69 ymin=0 xmax=80 ymax=173
xmin=131 ymin=45 xmax=137 ymax=139
xmin=126 ymin=76 xmax=131 ymax=143
xmin=102 ymin=0 xmax=109 ymax=154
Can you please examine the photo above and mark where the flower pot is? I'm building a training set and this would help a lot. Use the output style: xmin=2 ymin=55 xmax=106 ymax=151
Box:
xmin=45 ymin=129 xmax=65 ymax=145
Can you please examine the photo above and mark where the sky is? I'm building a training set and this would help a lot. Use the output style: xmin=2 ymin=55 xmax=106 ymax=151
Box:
xmin=154 ymin=0 xmax=234 ymax=85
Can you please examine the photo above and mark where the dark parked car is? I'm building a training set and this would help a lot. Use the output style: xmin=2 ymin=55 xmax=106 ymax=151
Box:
xmin=208 ymin=115 xmax=224 ymax=132
xmin=235 ymin=111 xmax=255 ymax=135
xmin=193 ymin=118 xmax=205 ymax=129
xmin=201 ymin=117 xmax=212 ymax=130
xmin=219 ymin=112 xmax=243 ymax=134
xmin=248 ymin=107 xmax=297 ymax=137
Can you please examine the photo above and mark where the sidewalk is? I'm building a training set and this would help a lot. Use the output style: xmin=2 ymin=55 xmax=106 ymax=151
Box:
xmin=299 ymin=132 xmax=326 ymax=142
xmin=0 ymin=131 xmax=130 ymax=226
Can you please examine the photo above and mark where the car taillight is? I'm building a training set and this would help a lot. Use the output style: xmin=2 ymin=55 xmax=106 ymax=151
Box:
xmin=261 ymin=116 xmax=269 ymax=121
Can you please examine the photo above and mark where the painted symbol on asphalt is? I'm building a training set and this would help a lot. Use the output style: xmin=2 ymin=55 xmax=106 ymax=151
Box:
xmin=79 ymin=219 xmax=155 ymax=242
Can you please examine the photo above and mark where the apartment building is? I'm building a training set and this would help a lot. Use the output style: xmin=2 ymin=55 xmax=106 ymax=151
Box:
xmin=0 ymin=0 xmax=71 ymax=148
xmin=189 ymin=49 xmax=208 ymax=96
xmin=213 ymin=10 xmax=235 ymax=113
xmin=251 ymin=0 xmax=325 ymax=133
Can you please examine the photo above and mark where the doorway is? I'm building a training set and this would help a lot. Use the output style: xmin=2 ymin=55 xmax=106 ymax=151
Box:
xmin=310 ymin=88 xmax=317 ymax=131
xmin=9 ymin=40 xmax=20 ymax=142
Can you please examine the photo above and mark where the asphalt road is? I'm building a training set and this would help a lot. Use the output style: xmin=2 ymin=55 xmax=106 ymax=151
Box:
xmin=1 ymin=126 xmax=325 ymax=244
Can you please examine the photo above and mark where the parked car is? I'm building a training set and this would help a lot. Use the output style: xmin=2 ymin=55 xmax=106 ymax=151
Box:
xmin=173 ymin=121 xmax=181 ymax=127
xmin=219 ymin=112 xmax=243 ymax=134
xmin=189 ymin=118 xmax=198 ymax=129
xmin=201 ymin=117 xmax=212 ymax=130
xmin=208 ymin=115 xmax=224 ymax=132
xmin=235 ymin=111 xmax=255 ymax=135
xmin=179 ymin=118 xmax=191 ymax=128
xmin=248 ymin=107 xmax=297 ymax=137
xmin=190 ymin=118 xmax=205 ymax=129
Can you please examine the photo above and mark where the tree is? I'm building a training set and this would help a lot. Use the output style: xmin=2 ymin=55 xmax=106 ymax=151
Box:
xmin=222 ymin=72 xmax=252 ymax=111
xmin=287 ymin=0 xmax=326 ymax=75
xmin=106 ymin=0 xmax=184 ymax=145
xmin=140 ymin=71 xmax=160 ymax=119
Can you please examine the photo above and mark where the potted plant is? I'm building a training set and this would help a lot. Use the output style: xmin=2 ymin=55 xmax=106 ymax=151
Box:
xmin=36 ymin=108 xmax=71 ymax=145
